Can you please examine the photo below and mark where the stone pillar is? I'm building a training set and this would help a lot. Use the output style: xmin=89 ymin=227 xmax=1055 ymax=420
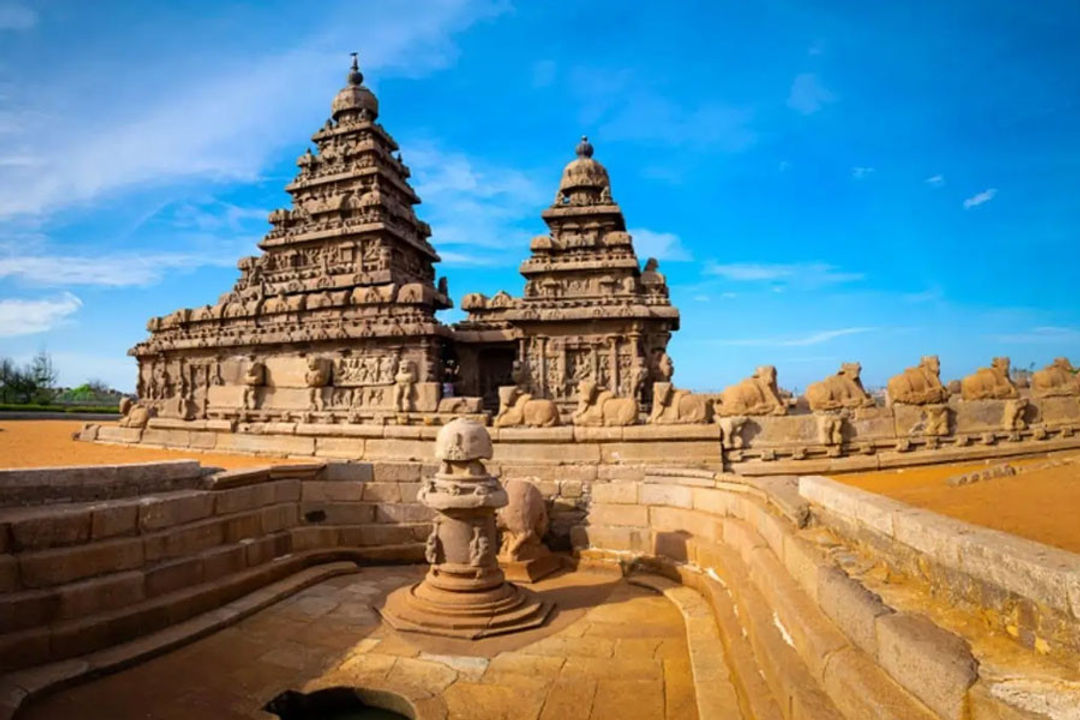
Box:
xmin=379 ymin=418 xmax=552 ymax=638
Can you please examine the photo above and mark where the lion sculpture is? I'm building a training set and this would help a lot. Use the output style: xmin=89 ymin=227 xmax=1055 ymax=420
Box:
xmin=805 ymin=362 xmax=875 ymax=411
xmin=961 ymin=357 xmax=1018 ymax=401
xmin=1031 ymin=357 xmax=1080 ymax=398
xmin=572 ymin=380 xmax=638 ymax=427
xmin=886 ymin=355 xmax=949 ymax=406
xmin=713 ymin=366 xmax=787 ymax=417
xmin=650 ymin=381 xmax=712 ymax=424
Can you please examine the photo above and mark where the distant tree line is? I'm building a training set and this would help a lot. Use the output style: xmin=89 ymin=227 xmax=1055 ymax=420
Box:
xmin=0 ymin=351 xmax=58 ymax=404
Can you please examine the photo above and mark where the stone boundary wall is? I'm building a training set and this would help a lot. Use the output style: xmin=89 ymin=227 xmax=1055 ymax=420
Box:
xmin=0 ymin=461 xmax=206 ymax=508
xmin=81 ymin=393 xmax=1080 ymax=476
xmin=799 ymin=475 xmax=1080 ymax=668
xmin=572 ymin=467 xmax=1071 ymax=720
xmin=0 ymin=461 xmax=427 ymax=674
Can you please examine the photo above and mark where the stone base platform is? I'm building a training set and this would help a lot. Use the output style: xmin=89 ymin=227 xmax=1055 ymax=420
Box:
xmin=379 ymin=578 xmax=553 ymax=639
xmin=500 ymin=553 xmax=562 ymax=583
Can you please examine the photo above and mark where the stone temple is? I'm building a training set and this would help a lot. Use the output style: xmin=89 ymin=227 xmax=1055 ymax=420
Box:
xmin=6 ymin=56 xmax=1080 ymax=720
xmin=129 ymin=56 xmax=678 ymax=429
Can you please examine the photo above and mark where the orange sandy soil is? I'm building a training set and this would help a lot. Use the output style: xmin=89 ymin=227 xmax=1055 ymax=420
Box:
xmin=834 ymin=450 xmax=1080 ymax=554
xmin=0 ymin=420 xmax=299 ymax=471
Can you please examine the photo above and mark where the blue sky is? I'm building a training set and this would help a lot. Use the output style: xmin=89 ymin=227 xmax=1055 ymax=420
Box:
xmin=1 ymin=0 xmax=1078 ymax=393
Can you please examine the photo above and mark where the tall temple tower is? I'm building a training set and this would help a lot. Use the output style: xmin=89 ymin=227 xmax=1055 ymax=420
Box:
xmin=130 ymin=56 xmax=454 ymax=422
xmin=455 ymin=137 xmax=680 ymax=410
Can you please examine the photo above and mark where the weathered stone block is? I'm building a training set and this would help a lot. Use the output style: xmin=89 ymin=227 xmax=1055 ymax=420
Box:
xmin=215 ymin=432 xmax=315 ymax=456
xmin=137 ymin=491 xmax=214 ymax=532
xmin=817 ymin=566 xmax=892 ymax=658
xmin=599 ymin=440 xmax=720 ymax=464
xmin=273 ymin=479 xmax=301 ymax=504
xmin=361 ymin=482 xmax=402 ymax=503
xmin=588 ymin=503 xmax=649 ymax=528
xmin=96 ymin=425 xmax=143 ymax=443
xmin=19 ymin=537 xmax=145 ymax=588
xmin=222 ymin=511 xmax=262 ymax=543
xmin=301 ymin=480 xmax=365 ymax=502
xmin=782 ymin=533 xmax=823 ymax=598
xmin=339 ymin=524 xmax=419 ymax=547
xmin=559 ymin=480 xmax=584 ymax=498
xmin=259 ymin=504 xmax=298 ymax=533
xmin=649 ymin=506 xmax=716 ymax=540
xmin=373 ymin=503 xmax=433 ymax=524
xmin=322 ymin=462 xmax=374 ymax=482
xmin=639 ymin=483 xmax=693 ymax=509
xmin=822 ymin=647 xmax=937 ymax=720
xmin=0 ymin=554 xmax=18 ymax=592
xmin=8 ymin=508 xmax=91 ymax=551
xmin=364 ymin=438 xmax=434 ymax=461
xmin=213 ymin=484 xmax=274 ymax=515
xmin=300 ymin=501 xmax=375 ymax=525
xmin=371 ymin=463 xmax=422 ymax=482
xmin=56 ymin=570 xmax=145 ymax=620
xmin=143 ymin=519 xmax=224 ymax=563
xmin=289 ymin=525 xmax=338 ymax=551
xmin=144 ymin=556 xmax=204 ymax=597
xmin=955 ymin=528 xmax=1076 ymax=615
xmin=590 ymin=482 xmax=639 ymax=504
xmin=692 ymin=487 xmax=738 ymax=517
xmin=314 ymin=436 xmax=366 ymax=460
xmin=199 ymin=543 xmax=247 ymax=581
xmin=89 ymin=501 xmax=139 ymax=540
xmin=875 ymin=612 xmax=978 ymax=720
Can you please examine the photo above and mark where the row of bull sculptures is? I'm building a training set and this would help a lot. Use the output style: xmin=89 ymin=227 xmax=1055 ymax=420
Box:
xmin=494 ymin=356 xmax=1080 ymax=428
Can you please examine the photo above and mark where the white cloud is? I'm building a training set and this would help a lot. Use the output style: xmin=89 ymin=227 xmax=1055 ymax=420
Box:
xmin=705 ymin=261 xmax=864 ymax=287
xmin=0 ymin=3 xmax=36 ymax=30
xmin=0 ymin=249 xmax=246 ymax=287
xmin=851 ymin=166 xmax=875 ymax=180
xmin=406 ymin=142 xmax=545 ymax=261
xmin=963 ymin=188 xmax=997 ymax=209
xmin=787 ymin=73 xmax=835 ymax=115
xmin=571 ymin=67 xmax=756 ymax=152
xmin=531 ymin=60 xmax=556 ymax=88
xmin=629 ymin=228 xmax=691 ymax=262
xmin=716 ymin=327 xmax=876 ymax=347
xmin=925 ymin=174 xmax=945 ymax=187
xmin=0 ymin=292 xmax=82 ymax=337
xmin=0 ymin=0 xmax=505 ymax=219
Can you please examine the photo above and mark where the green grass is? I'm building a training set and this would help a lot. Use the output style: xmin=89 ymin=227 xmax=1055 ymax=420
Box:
xmin=0 ymin=403 xmax=120 ymax=414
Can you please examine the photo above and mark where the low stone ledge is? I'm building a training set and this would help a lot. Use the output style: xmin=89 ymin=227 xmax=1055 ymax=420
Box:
xmin=875 ymin=612 xmax=978 ymax=720
xmin=294 ymin=423 xmax=385 ymax=438
xmin=204 ymin=467 xmax=271 ymax=489
xmin=817 ymin=565 xmax=892 ymax=659
xmin=0 ymin=461 xmax=204 ymax=508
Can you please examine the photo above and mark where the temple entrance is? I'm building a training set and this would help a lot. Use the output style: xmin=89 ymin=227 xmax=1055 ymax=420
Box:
xmin=477 ymin=347 xmax=517 ymax=411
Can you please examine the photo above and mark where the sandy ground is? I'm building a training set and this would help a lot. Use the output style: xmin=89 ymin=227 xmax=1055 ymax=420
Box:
xmin=0 ymin=420 xmax=298 ymax=470
xmin=835 ymin=450 xmax=1080 ymax=554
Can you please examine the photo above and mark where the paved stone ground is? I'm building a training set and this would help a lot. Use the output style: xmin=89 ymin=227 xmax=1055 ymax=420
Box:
xmin=20 ymin=565 xmax=698 ymax=720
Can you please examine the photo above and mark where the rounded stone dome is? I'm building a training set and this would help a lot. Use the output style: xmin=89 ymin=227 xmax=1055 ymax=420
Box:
xmin=435 ymin=418 xmax=493 ymax=462
xmin=331 ymin=56 xmax=379 ymax=120
xmin=557 ymin=136 xmax=610 ymax=195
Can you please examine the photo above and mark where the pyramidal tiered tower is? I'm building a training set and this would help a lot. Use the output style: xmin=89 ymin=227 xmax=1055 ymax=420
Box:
xmin=130 ymin=56 xmax=455 ymax=422
xmin=455 ymin=137 xmax=680 ymax=408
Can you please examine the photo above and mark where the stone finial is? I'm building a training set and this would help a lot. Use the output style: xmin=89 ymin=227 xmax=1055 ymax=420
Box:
xmin=434 ymin=417 xmax=493 ymax=462
xmin=347 ymin=52 xmax=363 ymax=85
xmin=576 ymin=135 xmax=594 ymax=158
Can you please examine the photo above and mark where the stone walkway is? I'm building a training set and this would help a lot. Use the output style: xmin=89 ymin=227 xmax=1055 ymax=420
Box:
xmin=20 ymin=565 xmax=698 ymax=720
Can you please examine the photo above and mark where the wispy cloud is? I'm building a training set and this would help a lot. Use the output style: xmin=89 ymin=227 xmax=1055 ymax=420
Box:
xmin=705 ymin=261 xmax=864 ymax=288
xmin=0 ymin=3 xmax=36 ymax=31
xmin=851 ymin=166 xmax=875 ymax=180
xmin=0 ymin=249 xmax=248 ymax=287
xmin=963 ymin=188 xmax=997 ymax=209
xmin=407 ymin=142 xmax=545 ymax=261
xmin=571 ymin=67 xmax=756 ymax=152
xmin=630 ymin=228 xmax=691 ymax=262
xmin=716 ymin=327 xmax=877 ymax=347
xmin=787 ymin=73 xmax=835 ymax=115
xmin=990 ymin=326 xmax=1080 ymax=344
xmin=925 ymin=174 xmax=945 ymax=187
xmin=0 ymin=0 xmax=505 ymax=219
xmin=0 ymin=292 xmax=82 ymax=337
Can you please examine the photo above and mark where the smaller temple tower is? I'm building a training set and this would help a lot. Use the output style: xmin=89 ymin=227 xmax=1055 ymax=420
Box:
xmin=455 ymin=137 xmax=680 ymax=411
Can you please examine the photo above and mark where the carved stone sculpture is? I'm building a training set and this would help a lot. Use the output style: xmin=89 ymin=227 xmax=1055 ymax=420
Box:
xmin=496 ymin=479 xmax=559 ymax=582
xmin=886 ymin=355 xmax=949 ymax=406
xmin=961 ymin=357 xmax=1019 ymax=401
xmin=242 ymin=359 xmax=266 ymax=410
xmin=379 ymin=418 xmax=552 ymax=638
xmin=494 ymin=389 xmax=560 ymax=428
xmin=305 ymin=356 xmax=331 ymax=411
xmin=393 ymin=359 xmax=416 ymax=413
xmin=1003 ymin=398 xmax=1029 ymax=432
xmin=714 ymin=366 xmax=787 ymax=417
xmin=1031 ymin=357 xmax=1080 ymax=398
xmin=817 ymin=413 xmax=845 ymax=446
xmin=649 ymin=382 xmax=712 ymax=424
xmin=571 ymin=380 xmax=638 ymax=426
xmin=805 ymin=362 xmax=874 ymax=411
xmin=118 ymin=398 xmax=152 ymax=429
